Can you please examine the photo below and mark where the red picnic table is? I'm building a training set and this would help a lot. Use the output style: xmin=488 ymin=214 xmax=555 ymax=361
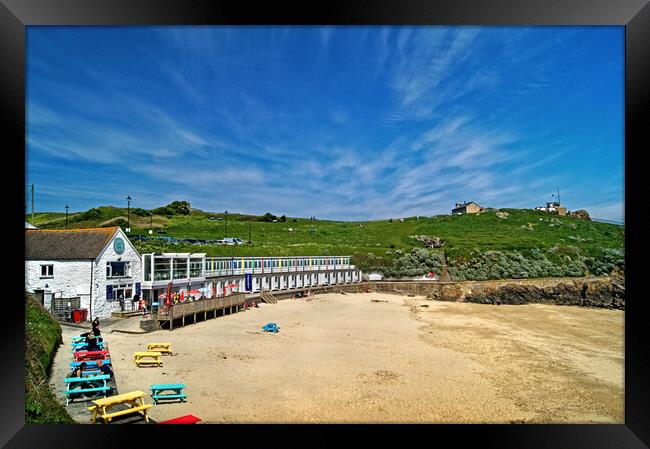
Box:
xmin=158 ymin=414 xmax=202 ymax=424
xmin=73 ymin=349 xmax=110 ymax=362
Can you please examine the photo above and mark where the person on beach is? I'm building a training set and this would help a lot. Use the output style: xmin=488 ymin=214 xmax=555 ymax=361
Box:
xmin=138 ymin=297 xmax=147 ymax=317
xmin=96 ymin=360 xmax=114 ymax=378
xmin=68 ymin=362 xmax=87 ymax=378
xmin=85 ymin=334 xmax=100 ymax=351
xmin=91 ymin=317 xmax=101 ymax=336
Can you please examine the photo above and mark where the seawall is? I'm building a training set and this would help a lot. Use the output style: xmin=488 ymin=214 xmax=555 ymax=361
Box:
xmin=259 ymin=276 xmax=624 ymax=310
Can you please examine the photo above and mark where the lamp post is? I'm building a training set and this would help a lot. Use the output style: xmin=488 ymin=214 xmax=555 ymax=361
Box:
xmin=65 ymin=205 xmax=69 ymax=229
xmin=126 ymin=195 xmax=131 ymax=233
xmin=149 ymin=210 xmax=153 ymax=235
xmin=248 ymin=220 xmax=251 ymax=243
xmin=224 ymin=210 xmax=228 ymax=239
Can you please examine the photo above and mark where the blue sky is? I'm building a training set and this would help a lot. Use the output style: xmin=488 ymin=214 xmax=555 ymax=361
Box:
xmin=26 ymin=26 xmax=624 ymax=222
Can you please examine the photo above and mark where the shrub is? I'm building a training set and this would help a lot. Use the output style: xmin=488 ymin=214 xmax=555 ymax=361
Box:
xmin=131 ymin=208 xmax=150 ymax=217
xmin=73 ymin=207 xmax=102 ymax=222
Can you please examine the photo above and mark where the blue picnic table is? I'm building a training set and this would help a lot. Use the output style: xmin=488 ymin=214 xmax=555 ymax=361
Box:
xmin=150 ymin=383 xmax=187 ymax=404
xmin=63 ymin=374 xmax=111 ymax=406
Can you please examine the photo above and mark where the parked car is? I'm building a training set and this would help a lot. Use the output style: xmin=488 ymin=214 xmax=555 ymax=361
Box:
xmin=223 ymin=237 xmax=244 ymax=245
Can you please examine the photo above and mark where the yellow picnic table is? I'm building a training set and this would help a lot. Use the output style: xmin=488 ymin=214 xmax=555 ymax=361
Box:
xmin=134 ymin=351 xmax=162 ymax=367
xmin=147 ymin=342 xmax=172 ymax=355
xmin=88 ymin=390 xmax=153 ymax=423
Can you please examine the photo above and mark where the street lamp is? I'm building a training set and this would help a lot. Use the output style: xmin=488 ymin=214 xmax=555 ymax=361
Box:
xmin=224 ymin=210 xmax=228 ymax=239
xmin=126 ymin=195 xmax=131 ymax=233
xmin=149 ymin=210 xmax=153 ymax=235
xmin=248 ymin=219 xmax=252 ymax=243
xmin=65 ymin=205 xmax=69 ymax=229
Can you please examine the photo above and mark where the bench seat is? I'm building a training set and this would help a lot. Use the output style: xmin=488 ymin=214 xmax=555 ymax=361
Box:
xmin=158 ymin=414 xmax=201 ymax=424
xmin=70 ymin=360 xmax=111 ymax=368
xmin=65 ymin=386 xmax=111 ymax=396
xmin=135 ymin=360 xmax=162 ymax=367
xmin=64 ymin=381 xmax=111 ymax=406
xmin=151 ymin=383 xmax=185 ymax=390
xmin=152 ymin=393 xmax=186 ymax=401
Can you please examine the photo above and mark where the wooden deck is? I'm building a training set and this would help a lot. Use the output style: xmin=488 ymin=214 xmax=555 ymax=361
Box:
xmin=156 ymin=293 xmax=246 ymax=331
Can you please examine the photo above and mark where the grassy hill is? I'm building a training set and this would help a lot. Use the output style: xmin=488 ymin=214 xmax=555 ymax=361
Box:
xmin=27 ymin=204 xmax=624 ymax=280
xmin=25 ymin=293 xmax=74 ymax=423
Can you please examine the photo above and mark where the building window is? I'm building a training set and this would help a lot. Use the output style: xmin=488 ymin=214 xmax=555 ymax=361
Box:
xmin=107 ymin=261 xmax=131 ymax=278
xmin=40 ymin=264 xmax=54 ymax=277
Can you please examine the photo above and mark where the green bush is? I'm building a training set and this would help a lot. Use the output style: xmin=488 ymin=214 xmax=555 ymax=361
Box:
xmin=131 ymin=207 xmax=150 ymax=217
xmin=72 ymin=207 xmax=102 ymax=222
xmin=25 ymin=293 xmax=74 ymax=424
xmin=384 ymin=248 xmax=444 ymax=277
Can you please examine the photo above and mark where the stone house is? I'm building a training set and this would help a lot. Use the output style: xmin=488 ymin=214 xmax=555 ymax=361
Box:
xmin=25 ymin=226 xmax=142 ymax=320
xmin=451 ymin=201 xmax=483 ymax=215
xmin=535 ymin=201 xmax=567 ymax=216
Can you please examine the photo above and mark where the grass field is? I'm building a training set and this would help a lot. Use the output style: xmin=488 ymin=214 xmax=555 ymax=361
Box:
xmin=28 ymin=205 xmax=624 ymax=278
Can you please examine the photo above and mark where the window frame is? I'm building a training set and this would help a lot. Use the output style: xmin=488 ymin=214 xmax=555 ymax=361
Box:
xmin=40 ymin=264 xmax=54 ymax=278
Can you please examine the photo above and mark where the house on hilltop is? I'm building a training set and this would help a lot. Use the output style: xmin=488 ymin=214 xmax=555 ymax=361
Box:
xmin=535 ymin=200 xmax=567 ymax=216
xmin=451 ymin=201 xmax=483 ymax=215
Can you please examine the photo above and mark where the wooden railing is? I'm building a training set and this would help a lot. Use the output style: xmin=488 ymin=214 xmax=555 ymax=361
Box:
xmin=157 ymin=293 xmax=246 ymax=318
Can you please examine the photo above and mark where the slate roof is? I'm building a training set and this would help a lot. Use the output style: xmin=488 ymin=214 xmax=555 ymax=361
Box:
xmin=25 ymin=227 xmax=120 ymax=260
xmin=452 ymin=201 xmax=480 ymax=210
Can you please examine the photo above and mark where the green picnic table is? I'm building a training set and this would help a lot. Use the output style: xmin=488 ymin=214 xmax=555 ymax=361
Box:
xmin=150 ymin=383 xmax=187 ymax=404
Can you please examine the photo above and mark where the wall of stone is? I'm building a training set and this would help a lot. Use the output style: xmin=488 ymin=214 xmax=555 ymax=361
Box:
xmin=342 ymin=276 xmax=624 ymax=310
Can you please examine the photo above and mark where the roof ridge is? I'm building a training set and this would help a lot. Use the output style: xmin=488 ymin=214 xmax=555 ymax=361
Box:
xmin=26 ymin=226 xmax=119 ymax=233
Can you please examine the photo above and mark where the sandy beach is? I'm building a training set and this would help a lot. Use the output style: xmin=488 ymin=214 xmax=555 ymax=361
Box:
xmin=50 ymin=292 xmax=624 ymax=423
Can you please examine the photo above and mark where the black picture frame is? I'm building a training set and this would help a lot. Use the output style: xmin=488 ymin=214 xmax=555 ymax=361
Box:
xmin=3 ymin=0 xmax=648 ymax=447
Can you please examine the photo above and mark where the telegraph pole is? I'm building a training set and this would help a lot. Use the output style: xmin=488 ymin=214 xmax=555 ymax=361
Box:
xmin=65 ymin=205 xmax=69 ymax=229
xmin=31 ymin=184 xmax=35 ymax=225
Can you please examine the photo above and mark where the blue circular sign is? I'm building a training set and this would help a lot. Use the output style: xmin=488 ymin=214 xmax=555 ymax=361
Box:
xmin=114 ymin=237 xmax=125 ymax=254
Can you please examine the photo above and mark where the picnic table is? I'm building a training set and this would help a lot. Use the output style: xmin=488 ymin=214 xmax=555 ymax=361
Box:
xmin=71 ymin=341 xmax=106 ymax=352
xmin=150 ymin=383 xmax=187 ymax=404
xmin=64 ymin=374 xmax=111 ymax=406
xmin=147 ymin=343 xmax=172 ymax=355
xmin=70 ymin=360 xmax=111 ymax=369
xmin=88 ymin=390 xmax=152 ymax=424
xmin=74 ymin=349 xmax=110 ymax=362
xmin=134 ymin=351 xmax=162 ymax=367
xmin=159 ymin=414 xmax=201 ymax=424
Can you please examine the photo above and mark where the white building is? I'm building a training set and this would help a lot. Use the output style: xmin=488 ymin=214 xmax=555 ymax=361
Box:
xmin=140 ymin=253 xmax=362 ymax=304
xmin=25 ymin=226 xmax=362 ymax=320
xmin=25 ymin=226 xmax=142 ymax=320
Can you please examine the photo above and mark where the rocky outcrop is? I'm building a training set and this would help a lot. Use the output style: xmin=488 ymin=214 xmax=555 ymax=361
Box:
xmin=463 ymin=277 xmax=623 ymax=309
xmin=363 ymin=275 xmax=624 ymax=310
xmin=411 ymin=235 xmax=445 ymax=248
xmin=569 ymin=209 xmax=591 ymax=221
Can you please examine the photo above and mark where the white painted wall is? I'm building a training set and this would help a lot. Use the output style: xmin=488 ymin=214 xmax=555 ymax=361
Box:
xmin=25 ymin=259 xmax=93 ymax=312
xmin=92 ymin=228 xmax=142 ymax=319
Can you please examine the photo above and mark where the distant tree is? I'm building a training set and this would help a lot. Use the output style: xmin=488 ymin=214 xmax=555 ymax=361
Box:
xmin=152 ymin=201 xmax=191 ymax=217
xmin=71 ymin=207 xmax=103 ymax=223
xmin=292 ymin=218 xmax=297 ymax=222
xmin=168 ymin=201 xmax=191 ymax=215
xmin=261 ymin=213 xmax=278 ymax=222
xmin=279 ymin=215 xmax=287 ymax=222
xmin=131 ymin=207 xmax=149 ymax=217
